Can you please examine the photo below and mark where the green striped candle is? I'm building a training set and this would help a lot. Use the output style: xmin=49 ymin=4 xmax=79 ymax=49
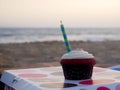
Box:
xmin=60 ymin=21 xmax=71 ymax=53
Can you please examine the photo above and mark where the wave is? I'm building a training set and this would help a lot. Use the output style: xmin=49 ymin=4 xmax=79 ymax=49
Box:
xmin=0 ymin=28 xmax=120 ymax=43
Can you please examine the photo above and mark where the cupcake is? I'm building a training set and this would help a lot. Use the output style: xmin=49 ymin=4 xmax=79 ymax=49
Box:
xmin=60 ymin=49 xmax=96 ymax=80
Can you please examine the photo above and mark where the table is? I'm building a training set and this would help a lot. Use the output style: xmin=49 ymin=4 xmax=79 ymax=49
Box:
xmin=1 ymin=66 xmax=120 ymax=90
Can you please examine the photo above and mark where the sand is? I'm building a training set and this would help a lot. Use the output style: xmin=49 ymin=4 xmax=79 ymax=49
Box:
xmin=0 ymin=40 xmax=120 ymax=73
xmin=1 ymin=40 xmax=120 ymax=89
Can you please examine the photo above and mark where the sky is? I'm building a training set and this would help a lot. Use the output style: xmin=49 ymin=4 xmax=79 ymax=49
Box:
xmin=0 ymin=0 xmax=120 ymax=27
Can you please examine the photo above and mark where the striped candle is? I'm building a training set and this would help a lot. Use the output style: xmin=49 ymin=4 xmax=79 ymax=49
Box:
xmin=60 ymin=21 xmax=71 ymax=53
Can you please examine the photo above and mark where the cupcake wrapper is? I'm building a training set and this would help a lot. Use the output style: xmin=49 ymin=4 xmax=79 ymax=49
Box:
xmin=62 ymin=65 xmax=93 ymax=80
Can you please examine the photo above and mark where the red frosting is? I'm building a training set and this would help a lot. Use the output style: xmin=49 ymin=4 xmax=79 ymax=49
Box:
xmin=60 ymin=58 xmax=96 ymax=65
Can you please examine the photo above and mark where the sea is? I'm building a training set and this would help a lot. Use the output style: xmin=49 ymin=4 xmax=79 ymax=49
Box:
xmin=0 ymin=28 xmax=120 ymax=44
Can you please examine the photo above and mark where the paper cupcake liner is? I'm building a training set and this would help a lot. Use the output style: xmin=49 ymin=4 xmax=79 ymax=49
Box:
xmin=62 ymin=64 xmax=93 ymax=80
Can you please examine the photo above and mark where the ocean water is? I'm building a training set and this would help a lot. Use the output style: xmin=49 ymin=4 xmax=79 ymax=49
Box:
xmin=0 ymin=28 xmax=120 ymax=43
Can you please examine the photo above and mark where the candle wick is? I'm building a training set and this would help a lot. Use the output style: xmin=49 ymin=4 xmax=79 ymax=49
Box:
xmin=60 ymin=20 xmax=62 ymax=24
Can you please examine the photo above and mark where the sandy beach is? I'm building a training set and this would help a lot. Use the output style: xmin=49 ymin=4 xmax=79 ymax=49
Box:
xmin=0 ymin=40 xmax=120 ymax=74
xmin=0 ymin=40 xmax=120 ymax=89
